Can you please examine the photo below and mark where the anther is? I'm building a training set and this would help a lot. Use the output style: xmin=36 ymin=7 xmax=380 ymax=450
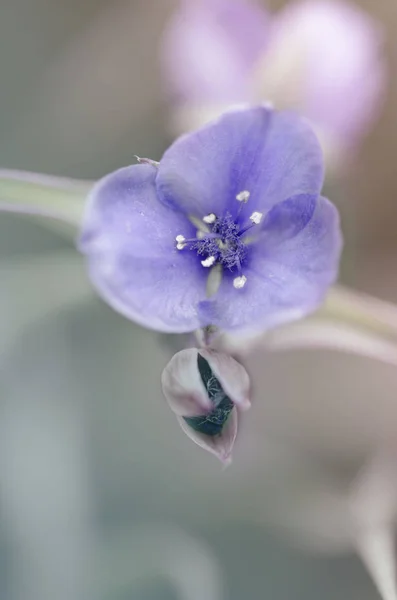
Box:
xmin=233 ymin=275 xmax=247 ymax=289
xmin=175 ymin=234 xmax=186 ymax=250
xmin=249 ymin=211 xmax=263 ymax=225
xmin=236 ymin=190 xmax=250 ymax=203
xmin=201 ymin=256 xmax=216 ymax=268
xmin=203 ymin=213 xmax=216 ymax=224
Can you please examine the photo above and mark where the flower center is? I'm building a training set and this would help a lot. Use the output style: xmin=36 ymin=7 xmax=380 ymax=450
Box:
xmin=175 ymin=191 xmax=263 ymax=290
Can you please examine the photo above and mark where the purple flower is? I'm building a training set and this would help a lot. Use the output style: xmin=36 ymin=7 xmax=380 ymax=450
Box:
xmin=162 ymin=0 xmax=386 ymax=165
xmin=80 ymin=106 xmax=341 ymax=334
xmin=161 ymin=348 xmax=250 ymax=463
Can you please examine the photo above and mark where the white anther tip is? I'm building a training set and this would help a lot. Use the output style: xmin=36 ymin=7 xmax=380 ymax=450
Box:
xmin=236 ymin=190 xmax=250 ymax=203
xmin=250 ymin=211 xmax=263 ymax=225
xmin=233 ymin=275 xmax=247 ymax=289
xmin=201 ymin=256 xmax=216 ymax=268
xmin=175 ymin=234 xmax=186 ymax=250
xmin=203 ymin=213 xmax=216 ymax=224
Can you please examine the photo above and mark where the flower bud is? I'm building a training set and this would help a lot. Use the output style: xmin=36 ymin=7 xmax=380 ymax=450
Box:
xmin=161 ymin=348 xmax=250 ymax=464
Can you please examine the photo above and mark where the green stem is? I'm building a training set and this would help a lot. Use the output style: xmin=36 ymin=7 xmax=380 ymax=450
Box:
xmin=0 ymin=169 xmax=92 ymax=240
xmin=320 ymin=285 xmax=397 ymax=341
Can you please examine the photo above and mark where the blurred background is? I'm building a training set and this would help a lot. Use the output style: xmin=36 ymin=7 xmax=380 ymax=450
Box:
xmin=1 ymin=0 xmax=397 ymax=598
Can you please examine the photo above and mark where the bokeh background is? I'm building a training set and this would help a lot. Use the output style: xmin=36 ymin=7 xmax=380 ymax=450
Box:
xmin=1 ymin=1 xmax=397 ymax=599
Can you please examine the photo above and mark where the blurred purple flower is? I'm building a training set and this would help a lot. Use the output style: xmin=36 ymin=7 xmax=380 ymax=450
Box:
xmin=80 ymin=106 xmax=341 ymax=334
xmin=162 ymin=0 xmax=386 ymax=165
xmin=161 ymin=348 xmax=250 ymax=463
xmin=162 ymin=0 xmax=269 ymax=106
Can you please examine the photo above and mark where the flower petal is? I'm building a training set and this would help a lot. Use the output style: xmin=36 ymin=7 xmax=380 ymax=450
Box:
xmin=199 ymin=348 xmax=251 ymax=410
xmin=161 ymin=348 xmax=213 ymax=417
xmin=80 ymin=164 xmax=207 ymax=332
xmin=161 ymin=0 xmax=269 ymax=105
xmin=176 ymin=408 xmax=237 ymax=465
xmin=258 ymin=194 xmax=342 ymax=277
xmin=198 ymin=195 xmax=341 ymax=332
xmin=156 ymin=107 xmax=324 ymax=219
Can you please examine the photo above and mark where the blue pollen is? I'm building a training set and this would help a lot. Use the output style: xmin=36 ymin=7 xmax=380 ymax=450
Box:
xmin=191 ymin=213 xmax=248 ymax=271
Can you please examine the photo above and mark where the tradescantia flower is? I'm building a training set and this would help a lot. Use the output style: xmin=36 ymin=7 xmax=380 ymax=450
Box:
xmin=79 ymin=106 xmax=342 ymax=334
xmin=161 ymin=348 xmax=250 ymax=463
xmin=162 ymin=0 xmax=386 ymax=168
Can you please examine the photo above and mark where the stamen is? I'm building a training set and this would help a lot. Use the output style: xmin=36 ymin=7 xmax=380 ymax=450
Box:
xmin=201 ymin=256 xmax=216 ymax=268
xmin=203 ymin=213 xmax=216 ymax=224
xmin=175 ymin=234 xmax=186 ymax=250
xmin=236 ymin=190 xmax=250 ymax=203
xmin=176 ymin=232 xmax=222 ymax=251
xmin=238 ymin=212 xmax=263 ymax=236
xmin=236 ymin=190 xmax=251 ymax=219
xmin=249 ymin=211 xmax=263 ymax=225
xmin=177 ymin=209 xmax=250 ymax=277
xmin=233 ymin=275 xmax=247 ymax=289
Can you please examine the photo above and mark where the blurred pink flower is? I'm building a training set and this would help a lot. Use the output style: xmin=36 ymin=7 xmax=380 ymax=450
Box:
xmin=162 ymin=0 xmax=386 ymax=169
